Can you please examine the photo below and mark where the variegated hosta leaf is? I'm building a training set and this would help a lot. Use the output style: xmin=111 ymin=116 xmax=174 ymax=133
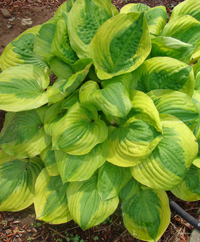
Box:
xmin=107 ymin=90 xmax=162 ymax=167
xmin=131 ymin=57 xmax=195 ymax=97
xmin=170 ymin=0 xmax=200 ymax=21
xmin=47 ymin=58 xmax=92 ymax=103
xmin=88 ymin=12 xmax=151 ymax=80
xmin=51 ymin=13 xmax=78 ymax=65
xmin=61 ymin=90 xmax=79 ymax=109
xmin=55 ymin=140 xmax=109 ymax=183
xmin=120 ymin=177 xmax=141 ymax=202
xmin=121 ymin=4 xmax=167 ymax=37
xmin=54 ymin=0 xmax=76 ymax=17
xmin=40 ymin=145 xmax=59 ymax=176
xmin=50 ymin=58 xmax=74 ymax=79
xmin=193 ymin=59 xmax=200 ymax=77
xmin=97 ymin=162 xmax=132 ymax=201
xmin=120 ymin=3 xmax=150 ymax=13
xmin=0 ymin=64 xmax=49 ymax=112
xmin=68 ymin=0 xmax=118 ymax=58
xmin=34 ymin=16 xmax=58 ymax=62
xmin=0 ymin=157 xmax=43 ymax=211
xmin=0 ymin=26 xmax=48 ymax=71
xmin=44 ymin=100 xmax=67 ymax=136
xmin=160 ymin=15 xmax=200 ymax=63
xmin=0 ymin=106 xmax=51 ymax=158
xmin=151 ymin=36 xmax=195 ymax=64
xmin=79 ymin=73 xmax=132 ymax=119
xmin=122 ymin=187 xmax=170 ymax=242
xmin=131 ymin=114 xmax=199 ymax=190
xmin=52 ymin=102 xmax=108 ymax=155
xmin=147 ymin=89 xmax=199 ymax=131
xmin=34 ymin=168 xmax=72 ymax=224
xmin=67 ymin=172 xmax=119 ymax=230
xmin=171 ymin=164 xmax=200 ymax=201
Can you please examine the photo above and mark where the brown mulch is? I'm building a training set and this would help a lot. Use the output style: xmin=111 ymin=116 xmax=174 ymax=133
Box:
xmin=0 ymin=0 xmax=199 ymax=241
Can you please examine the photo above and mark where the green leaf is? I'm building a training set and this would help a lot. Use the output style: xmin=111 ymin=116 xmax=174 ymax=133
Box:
xmin=120 ymin=177 xmax=141 ymax=202
xmin=107 ymin=90 xmax=162 ymax=167
xmin=131 ymin=57 xmax=195 ymax=97
xmin=120 ymin=3 xmax=150 ymax=13
xmin=0 ymin=157 xmax=43 ymax=211
xmin=54 ymin=0 xmax=76 ymax=17
xmin=131 ymin=114 xmax=199 ymax=190
xmin=122 ymin=187 xmax=170 ymax=242
xmin=51 ymin=13 xmax=78 ymax=65
xmin=68 ymin=0 xmax=117 ymax=58
xmin=88 ymin=12 xmax=151 ymax=79
xmin=160 ymin=15 xmax=200 ymax=63
xmin=147 ymin=89 xmax=199 ymax=131
xmin=40 ymin=145 xmax=59 ymax=176
xmin=0 ymin=64 xmax=49 ymax=112
xmin=0 ymin=106 xmax=51 ymax=158
xmin=171 ymin=164 xmax=200 ymax=201
xmin=55 ymin=140 xmax=109 ymax=183
xmin=170 ymin=0 xmax=200 ymax=21
xmin=67 ymin=172 xmax=119 ymax=230
xmin=52 ymin=102 xmax=108 ymax=155
xmin=151 ymin=36 xmax=195 ymax=64
xmin=79 ymin=73 xmax=132 ymax=119
xmin=49 ymin=58 xmax=74 ymax=79
xmin=33 ymin=16 xmax=58 ymax=62
xmin=97 ymin=162 xmax=132 ymax=201
xmin=34 ymin=168 xmax=72 ymax=224
xmin=0 ymin=25 xmax=48 ymax=71
xmin=47 ymin=58 xmax=92 ymax=104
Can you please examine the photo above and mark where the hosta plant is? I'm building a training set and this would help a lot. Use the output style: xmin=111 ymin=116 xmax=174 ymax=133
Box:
xmin=0 ymin=0 xmax=200 ymax=241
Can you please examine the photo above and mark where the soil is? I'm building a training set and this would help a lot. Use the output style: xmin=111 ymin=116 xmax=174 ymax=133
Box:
xmin=0 ymin=0 xmax=200 ymax=242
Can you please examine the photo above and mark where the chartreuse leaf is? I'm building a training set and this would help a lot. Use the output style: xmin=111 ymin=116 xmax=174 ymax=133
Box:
xmin=170 ymin=0 xmax=200 ymax=21
xmin=79 ymin=73 xmax=132 ymax=119
xmin=0 ymin=64 xmax=49 ymax=112
xmin=122 ymin=186 xmax=170 ymax=242
xmin=171 ymin=164 xmax=200 ymax=201
xmin=107 ymin=90 xmax=162 ymax=167
xmin=52 ymin=102 xmax=108 ymax=155
xmin=55 ymin=140 xmax=109 ymax=183
xmin=40 ymin=145 xmax=59 ymax=176
xmin=0 ymin=149 xmax=15 ymax=165
xmin=51 ymin=13 xmax=78 ymax=65
xmin=147 ymin=89 xmax=199 ymax=131
xmin=0 ymin=106 xmax=51 ymax=158
xmin=131 ymin=57 xmax=195 ymax=97
xmin=50 ymin=58 xmax=74 ymax=79
xmin=34 ymin=16 xmax=58 ymax=62
xmin=0 ymin=157 xmax=43 ymax=211
xmin=47 ymin=58 xmax=92 ymax=103
xmin=34 ymin=168 xmax=72 ymax=224
xmin=68 ymin=0 xmax=117 ymax=58
xmin=44 ymin=100 xmax=67 ymax=136
xmin=121 ymin=4 xmax=167 ymax=37
xmin=88 ymin=12 xmax=151 ymax=80
xmin=67 ymin=172 xmax=119 ymax=230
xmin=131 ymin=114 xmax=198 ymax=190
xmin=0 ymin=25 xmax=48 ymax=71
xmin=160 ymin=15 xmax=200 ymax=63
xmin=97 ymin=162 xmax=132 ymax=201
xmin=54 ymin=0 xmax=76 ymax=17
xmin=151 ymin=36 xmax=194 ymax=64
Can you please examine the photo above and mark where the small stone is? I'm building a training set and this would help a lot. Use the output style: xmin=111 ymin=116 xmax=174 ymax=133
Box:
xmin=21 ymin=18 xmax=33 ymax=26
xmin=190 ymin=229 xmax=200 ymax=242
xmin=1 ymin=8 xmax=11 ymax=18
xmin=7 ymin=24 xmax=12 ymax=29
xmin=8 ymin=17 xmax=15 ymax=22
